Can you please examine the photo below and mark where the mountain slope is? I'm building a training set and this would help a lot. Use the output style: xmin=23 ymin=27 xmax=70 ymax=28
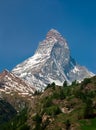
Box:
xmin=27 ymin=76 xmax=96 ymax=130
xmin=1 ymin=76 xmax=96 ymax=130
xmin=0 ymin=98 xmax=17 ymax=125
xmin=0 ymin=70 xmax=35 ymax=95
xmin=12 ymin=29 xmax=94 ymax=90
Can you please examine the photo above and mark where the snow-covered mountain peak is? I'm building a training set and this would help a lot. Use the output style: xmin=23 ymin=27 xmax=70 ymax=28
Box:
xmin=12 ymin=29 xmax=94 ymax=91
xmin=46 ymin=29 xmax=66 ymax=43
xmin=46 ymin=29 xmax=61 ymax=38
xmin=35 ymin=29 xmax=69 ymax=57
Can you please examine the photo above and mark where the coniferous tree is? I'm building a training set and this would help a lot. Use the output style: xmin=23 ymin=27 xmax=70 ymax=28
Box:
xmin=63 ymin=81 xmax=67 ymax=87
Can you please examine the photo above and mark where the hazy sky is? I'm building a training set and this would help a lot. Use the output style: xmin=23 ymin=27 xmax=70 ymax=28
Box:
xmin=0 ymin=0 xmax=96 ymax=73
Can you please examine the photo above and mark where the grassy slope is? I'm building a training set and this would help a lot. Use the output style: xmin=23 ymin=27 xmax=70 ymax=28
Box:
xmin=28 ymin=76 xmax=96 ymax=130
xmin=80 ymin=118 xmax=96 ymax=130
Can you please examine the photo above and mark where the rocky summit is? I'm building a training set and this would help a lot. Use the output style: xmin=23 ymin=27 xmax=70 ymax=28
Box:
xmin=12 ymin=29 xmax=94 ymax=90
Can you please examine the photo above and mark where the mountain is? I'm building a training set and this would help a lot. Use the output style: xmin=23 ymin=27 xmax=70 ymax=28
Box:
xmin=12 ymin=29 xmax=94 ymax=90
xmin=0 ymin=70 xmax=35 ymax=96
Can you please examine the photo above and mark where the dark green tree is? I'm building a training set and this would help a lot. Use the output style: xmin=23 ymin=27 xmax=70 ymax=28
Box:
xmin=51 ymin=82 xmax=56 ymax=90
xmin=65 ymin=119 xmax=71 ymax=130
xmin=84 ymin=99 xmax=94 ymax=118
xmin=72 ymin=80 xmax=77 ymax=86
xmin=63 ymin=81 xmax=67 ymax=87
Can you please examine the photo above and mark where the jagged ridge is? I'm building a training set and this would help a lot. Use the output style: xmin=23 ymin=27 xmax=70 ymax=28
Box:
xmin=0 ymin=70 xmax=35 ymax=95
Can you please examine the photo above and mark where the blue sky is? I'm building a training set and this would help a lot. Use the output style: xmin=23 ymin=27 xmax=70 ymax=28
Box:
xmin=0 ymin=0 xmax=96 ymax=73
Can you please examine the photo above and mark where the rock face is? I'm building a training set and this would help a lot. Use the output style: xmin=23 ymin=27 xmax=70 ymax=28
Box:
xmin=12 ymin=29 xmax=94 ymax=90
xmin=0 ymin=70 xmax=35 ymax=95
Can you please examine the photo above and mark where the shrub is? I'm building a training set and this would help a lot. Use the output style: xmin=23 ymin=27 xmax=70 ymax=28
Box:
xmin=81 ymin=78 xmax=91 ymax=89
xmin=44 ymin=105 xmax=61 ymax=116
xmin=43 ymin=97 xmax=53 ymax=107
xmin=45 ymin=82 xmax=56 ymax=90
xmin=72 ymin=80 xmax=77 ymax=86
xmin=84 ymin=99 xmax=94 ymax=119
xmin=52 ymin=90 xmax=65 ymax=100
xmin=32 ymin=113 xmax=42 ymax=123
xmin=18 ymin=124 xmax=30 ymax=130
xmin=33 ymin=90 xmax=41 ymax=95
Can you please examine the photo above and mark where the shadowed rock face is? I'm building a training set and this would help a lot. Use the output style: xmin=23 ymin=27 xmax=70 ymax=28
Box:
xmin=0 ymin=99 xmax=17 ymax=124
xmin=12 ymin=29 xmax=94 ymax=90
